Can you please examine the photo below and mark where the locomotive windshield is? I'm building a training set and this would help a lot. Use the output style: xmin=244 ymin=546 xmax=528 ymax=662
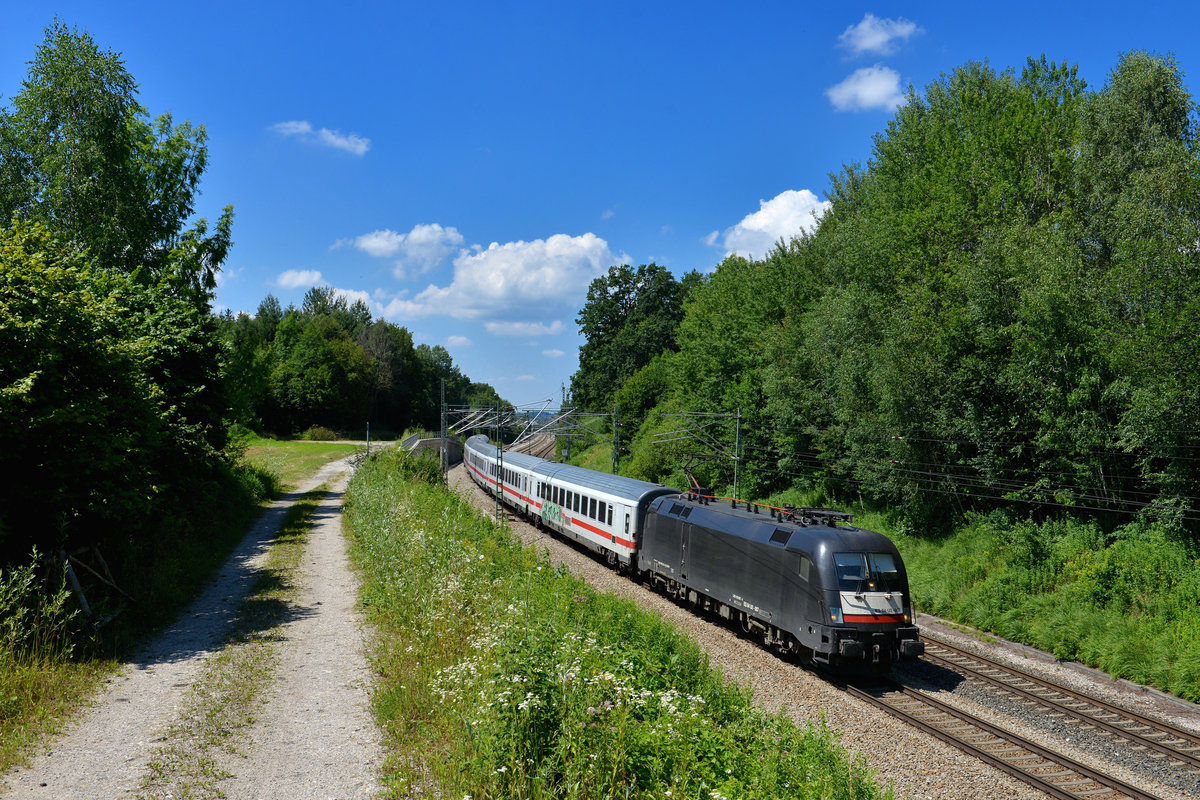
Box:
xmin=833 ymin=552 xmax=900 ymax=592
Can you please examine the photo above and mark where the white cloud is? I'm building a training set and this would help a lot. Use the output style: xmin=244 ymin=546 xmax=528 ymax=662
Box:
xmin=381 ymin=233 xmax=620 ymax=322
xmin=332 ymin=287 xmax=371 ymax=307
xmin=446 ymin=335 xmax=473 ymax=347
xmin=276 ymin=269 xmax=323 ymax=289
xmin=542 ymin=349 xmax=565 ymax=358
xmin=601 ymin=208 xmax=616 ymax=220
xmin=838 ymin=13 xmax=920 ymax=56
xmin=339 ymin=223 xmax=465 ymax=278
xmin=271 ymin=120 xmax=370 ymax=156
xmin=826 ymin=65 xmax=906 ymax=112
xmin=707 ymin=190 xmax=830 ymax=259
xmin=486 ymin=320 xmax=567 ymax=337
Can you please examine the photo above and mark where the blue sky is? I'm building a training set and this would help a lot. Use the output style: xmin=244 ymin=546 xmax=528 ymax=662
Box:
xmin=4 ymin=2 xmax=1200 ymax=408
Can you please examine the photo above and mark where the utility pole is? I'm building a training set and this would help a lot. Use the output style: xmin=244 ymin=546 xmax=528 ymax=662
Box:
xmin=612 ymin=405 xmax=619 ymax=474
xmin=439 ymin=378 xmax=447 ymax=476
xmin=494 ymin=402 xmax=503 ymax=519
xmin=734 ymin=408 xmax=742 ymax=501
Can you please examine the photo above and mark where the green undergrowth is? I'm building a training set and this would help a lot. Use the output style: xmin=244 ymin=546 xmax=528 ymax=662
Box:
xmin=764 ymin=487 xmax=1200 ymax=703
xmin=345 ymin=449 xmax=890 ymax=800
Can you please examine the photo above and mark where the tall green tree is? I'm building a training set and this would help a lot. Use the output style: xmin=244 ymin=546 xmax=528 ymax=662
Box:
xmin=571 ymin=263 xmax=696 ymax=410
xmin=0 ymin=21 xmax=232 ymax=306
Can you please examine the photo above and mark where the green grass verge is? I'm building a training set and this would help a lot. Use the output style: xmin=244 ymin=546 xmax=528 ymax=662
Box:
xmin=345 ymin=449 xmax=890 ymax=800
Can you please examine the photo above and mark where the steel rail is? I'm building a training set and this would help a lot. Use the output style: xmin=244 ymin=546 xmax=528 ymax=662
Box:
xmin=841 ymin=678 xmax=1162 ymax=800
xmin=920 ymin=634 xmax=1200 ymax=773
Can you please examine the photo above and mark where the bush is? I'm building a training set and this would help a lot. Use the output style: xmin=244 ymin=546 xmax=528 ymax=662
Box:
xmin=299 ymin=425 xmax=340 ymax=441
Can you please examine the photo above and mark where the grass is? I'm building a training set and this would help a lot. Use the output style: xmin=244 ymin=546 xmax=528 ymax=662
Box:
xmin=345 ymin=449 xmax=890 ymax=800
xmin=137 ymin=487 xmax=323 ymax=800
xmin=240 ymin=437 xmax=365 ymax=491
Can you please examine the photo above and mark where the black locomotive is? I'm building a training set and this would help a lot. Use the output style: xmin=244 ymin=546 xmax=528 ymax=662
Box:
xmin=464 ymin=434 xmax=924 ymax=670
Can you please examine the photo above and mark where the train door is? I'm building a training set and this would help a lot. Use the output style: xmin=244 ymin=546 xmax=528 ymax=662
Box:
xmin=679 ymin=523 xmax=692 ymax=580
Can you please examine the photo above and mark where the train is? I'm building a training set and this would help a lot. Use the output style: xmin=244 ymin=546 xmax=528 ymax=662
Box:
xmin=463 ymin=434 xmax=924 ymax=670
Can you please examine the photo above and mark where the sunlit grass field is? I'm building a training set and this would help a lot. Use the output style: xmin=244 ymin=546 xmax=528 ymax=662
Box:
xmin=241 ymin=437 xmax=365 ymax=491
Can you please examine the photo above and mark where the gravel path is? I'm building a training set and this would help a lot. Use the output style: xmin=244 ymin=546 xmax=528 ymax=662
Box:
xmin=448 ymin=464 xmax=1200 ymax=800
xmin=2 ymin=455 xmax=382 ymax=799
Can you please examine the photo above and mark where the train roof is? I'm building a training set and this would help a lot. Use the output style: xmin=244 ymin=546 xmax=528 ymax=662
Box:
xmin=465 ymin=434 xmax=678 ymax=505
xmin=651 ymin=494 xmax=898 ymax=554
xmin=534 ymin=462 xmax=678 ymax=505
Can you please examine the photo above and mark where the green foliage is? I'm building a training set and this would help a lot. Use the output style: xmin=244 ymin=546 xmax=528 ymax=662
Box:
xmin=571 ymin=264 xmax=699 ymax=410
xmin=0 ymin=221 xmax=229 ymax=559
xmin=220 ymin=296 xmax=503 ymax=437
xmin=345 ymin=451 xmax=889 ymax=799
xmin=0 ymin=21 xmax=232 ymax=306
xmin=613 ymin=51 xmax=1200 ymax=533
xmin=892 ymin=512 xmax=1200 ymax=700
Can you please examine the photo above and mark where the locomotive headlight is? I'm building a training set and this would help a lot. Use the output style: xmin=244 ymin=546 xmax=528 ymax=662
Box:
xmin=904 ymin=606 xmax=911 ymax=623
xmin=829 ymin=607 xmax=843 ymax=625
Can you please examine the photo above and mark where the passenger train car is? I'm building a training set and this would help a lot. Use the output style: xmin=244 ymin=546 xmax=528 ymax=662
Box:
xmin=463 ymin=434 xmax=924 ymax=670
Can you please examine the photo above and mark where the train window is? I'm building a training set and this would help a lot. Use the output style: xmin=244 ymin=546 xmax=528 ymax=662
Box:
xmin=598 ymin=501 xmax=606 ymax=523
xmin=575 ymin=494 xmax=582 ymax=513
xmin=834 ymin=552 xmax=898 ymax=591
xmin=624 ymin=514 xmax=630 ymax=534
xmin=608 ymin=507 xmax=613 ymax=526
xmin=798 ymin=555 xmax=813 ymax=583
xmin=589 ymin=498 xmax=596 ymax=519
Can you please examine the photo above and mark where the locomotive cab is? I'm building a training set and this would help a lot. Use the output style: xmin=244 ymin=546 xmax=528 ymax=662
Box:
xmin=817 ymin=549 xmax=924 ymax=669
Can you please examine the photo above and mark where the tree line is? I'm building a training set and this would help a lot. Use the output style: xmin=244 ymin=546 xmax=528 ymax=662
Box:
xmin=218 ymin=286 xmax=502 ymax=437
xmin=573 ymin=53 xmax=1200 ymax=536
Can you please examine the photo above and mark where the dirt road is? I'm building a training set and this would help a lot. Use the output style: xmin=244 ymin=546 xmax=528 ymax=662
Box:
xmin=3 ymin=456 xmax=382 ymax=798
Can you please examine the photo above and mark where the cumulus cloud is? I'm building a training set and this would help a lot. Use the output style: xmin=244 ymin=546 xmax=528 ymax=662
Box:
xmin=332 ymin=287 xmax=371 ymax=307
xmin=838 ymin=13 xmax=921 ymax=56
xmin=706 ymin=190 xmax=830 ymax=259
xmin=381 ymin=233 xmax=620 ymax=322
xmin=338 ymin=223 xmax=465 ymax=278
xmin=276 ymin=269 xmax=322 ymax=289
xmin=826 ymin=65 xmax=906 ymax=112
xmin=271 ymin=120 xmax=370 ymax=156
xmin=486 ymin=320 xmax=567 ymax=337
xmin=542 ymin=349 xmax=565 ymax=358
xmin=446 ymin=335 xmax=473 ymax=347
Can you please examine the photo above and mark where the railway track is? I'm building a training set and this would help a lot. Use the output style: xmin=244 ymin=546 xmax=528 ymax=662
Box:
xmin=507 ymin=433 xmax=556 ymax=460
xmin=842 ymin=675 xmax=1163 ymax=800
xmin=919 ymin=635 xmax=1200 ymax=776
